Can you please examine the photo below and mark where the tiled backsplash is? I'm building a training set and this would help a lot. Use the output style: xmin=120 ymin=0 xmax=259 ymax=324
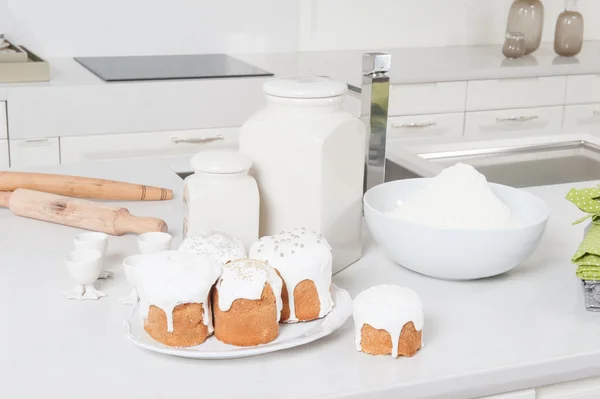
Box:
xmin=300 ymin=0 xmax=600 ymax=51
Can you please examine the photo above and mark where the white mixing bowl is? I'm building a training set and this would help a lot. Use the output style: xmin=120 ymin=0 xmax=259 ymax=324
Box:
xmin=364 ymin=178 xmax=550 ymax=280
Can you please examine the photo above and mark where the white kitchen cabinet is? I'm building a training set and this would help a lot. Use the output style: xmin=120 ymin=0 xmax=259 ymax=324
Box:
xmin=465 ymin=106 xmax=563 ymax=137
xmin=9 ymin=137 xmax=60 ymax=168
xmin=565 ymin=74 xmax=600 ymax=105
xmin=387 ymin=113 xmax=464 ymax=139
xmin=389 ymin=82 xmax=467 ymax=116
xmin=537 ymin=376 xmax=600 ymax=398
xmin=466 ymin=77 xmax=567 ymax=112
xmin=0 ymin=139 xmax=8 ymax=168
xmin=478 ymin=389 xmax=535 ymax=399
xmin=0 ymin=101 xmax=6 ymax=139
xmin=60 ymin=127 xmax=239 ymax=164
xmin=563 ymin=104 xmax=600 ymax=134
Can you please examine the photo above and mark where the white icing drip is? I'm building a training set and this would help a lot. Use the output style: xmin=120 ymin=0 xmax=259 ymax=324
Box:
xmin=135 ymin=250 xmax=222 ymax=333
xmin=179 ymin=230 xmax=247 ymax=265
xmin=216 ymin=259 xmax=283 ymax=320
xmin=248 ymin=228 xmax=333 ymax=322
xmin=353 ymin=285 xmax=424 ymax=358
xmin=202 ymin=301 xmax=213 ymax=333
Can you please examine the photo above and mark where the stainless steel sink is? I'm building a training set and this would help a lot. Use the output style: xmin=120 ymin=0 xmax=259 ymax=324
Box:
xmin=386 ymin=140 xmax=600 ymax=188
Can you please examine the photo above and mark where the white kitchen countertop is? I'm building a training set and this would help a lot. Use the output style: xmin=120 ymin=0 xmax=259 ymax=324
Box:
xmin=1 ymin=58 xmax=269 ymax=138
xmin=236 ymin=41 xmax=600 ymax=87
xmin=2 ymin=154 xmax=600 ymax=399
xmin=3 ymin=42 xmax=600 ymax=139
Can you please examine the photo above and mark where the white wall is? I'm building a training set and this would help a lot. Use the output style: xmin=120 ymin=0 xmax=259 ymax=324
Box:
xmin=299 ymin=0 xmax=600 ymax=51
xmin=2 ymin=0 xmax=299 ymax=57
xmin=2 ymin=0 xmax=600 ymax=57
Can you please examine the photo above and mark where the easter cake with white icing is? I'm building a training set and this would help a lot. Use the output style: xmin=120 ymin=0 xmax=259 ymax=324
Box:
xmin=249 ymin=228 xmax=334 ymax=323
xmin=135 ymin=251 xmax=222 ymax=347
xmin=353 ymin=285 xmax=423 ymax=358
xmin=179 ymin=230 xmax=247 ymax=265
xmin=212 ymin=258 xmax=283 ymax=346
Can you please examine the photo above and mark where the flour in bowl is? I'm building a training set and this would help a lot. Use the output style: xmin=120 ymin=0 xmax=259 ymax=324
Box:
xmin=388 ymin=163 xmax=520 ymax=229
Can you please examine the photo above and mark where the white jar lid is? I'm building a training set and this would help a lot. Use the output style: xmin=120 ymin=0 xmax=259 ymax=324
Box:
xmin=190 ymin=150 xmax=252 ymax=174
xmin=263 ymin=77 xmax=347 ymax=99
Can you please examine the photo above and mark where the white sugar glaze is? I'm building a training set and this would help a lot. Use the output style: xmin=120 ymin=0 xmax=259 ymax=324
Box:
xmin=353 ymin=285 xmax=424 ymax=358
xmin=249 ymin=228 xmax=333 ymax=322
xmin=216 ymin=259 xmax=283 ymax=320
xmin=135 ymin=250 xmax=222 ymax=333
xmin=179 ymin=230 xmax=247 ymax=264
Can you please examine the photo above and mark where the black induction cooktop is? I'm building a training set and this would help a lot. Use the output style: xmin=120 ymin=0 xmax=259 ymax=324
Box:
xmin=74 ymin=54 xmax=273 ymax=82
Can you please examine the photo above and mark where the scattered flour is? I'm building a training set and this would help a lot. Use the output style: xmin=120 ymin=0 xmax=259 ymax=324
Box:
xmin=388 ymin=163 xmax=520 ymax=229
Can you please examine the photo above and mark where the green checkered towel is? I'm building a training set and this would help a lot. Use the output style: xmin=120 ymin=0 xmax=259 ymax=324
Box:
xmin=567 ymin=188 xmax=600 ymax=279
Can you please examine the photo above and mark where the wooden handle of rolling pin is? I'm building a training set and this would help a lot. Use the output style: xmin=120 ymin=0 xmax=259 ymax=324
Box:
xmin=0 ymin=171 xmax=173 ymax=201
xmin=0 ymin=189 xmax=168 ymax=235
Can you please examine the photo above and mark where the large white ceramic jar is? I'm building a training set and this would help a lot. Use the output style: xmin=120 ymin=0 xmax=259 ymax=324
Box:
xmin=183 ymin=150 xmax=259 ymax=249
xmin=239 ymin=77 xmax=366 ymax=273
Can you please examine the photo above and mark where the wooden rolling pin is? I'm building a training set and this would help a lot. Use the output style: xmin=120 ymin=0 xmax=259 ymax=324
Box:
xmin=0 ymin=189 xmax=168 ymax=235
xmin=0 ymin=171 xmax=173 ymax=201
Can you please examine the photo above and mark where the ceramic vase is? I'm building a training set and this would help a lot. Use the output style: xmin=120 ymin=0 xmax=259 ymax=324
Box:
xmin=554 ymin=0 xmax=584 ymax=57
xmin=506 ymin=0 xmax=544 ymax=55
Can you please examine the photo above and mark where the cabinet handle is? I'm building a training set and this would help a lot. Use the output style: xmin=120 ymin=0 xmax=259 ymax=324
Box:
xmin=21 ymin=138 xmax=51 ymax=146
xmin=496 ymin=116 xmax=538 ymax=123
xmin=391 ymin=122 xmax=437 ymax=129
xmin=171 ymin=134 xmax=224 ymax=144
xmin=24 ymin=138 xmax=50 ymax=143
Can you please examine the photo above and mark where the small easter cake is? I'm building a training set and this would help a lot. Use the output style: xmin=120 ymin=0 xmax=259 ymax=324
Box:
xmin=179 ymin=230 xmax=247 ymax=264
xmin=136 ymin=251 xmax=222 ymax=347
xmin=212 ymin=258 xmax=283 ymax=346
xmin=353 ymin=285 xmax=423 ymax=358
xmin=249 ymin=228 xmax=334 ymax=323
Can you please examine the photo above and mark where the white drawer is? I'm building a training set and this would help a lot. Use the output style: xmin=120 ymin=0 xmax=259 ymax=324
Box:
xmin=478 ymin=389 xmax=535 ymax=399
xmin=60 ymin=127 xmax=239 ymax=164
xmin=566 ymin=74 xmax=600 ymax=105
xmin=387 ymin=113 xmax=464 ymax=139
xmin=465 ymin=106 xmax=563 ymax=136
xmin=563 ymin=104 xmax=600 ymax=133
xmin=466 ymin=77 xmax=567 ymax=111
xmin=0 ymin=101 xmax=6 ymax=139
xmin=537 ymin=375 xmax=600 ymax=398
xmin=0 ymin=139 xmax=8 ymax=168
xmin=389 ymin=82 xmax=467 ymax=116
xmin=9 ymin=137 xmax=60 ymax=167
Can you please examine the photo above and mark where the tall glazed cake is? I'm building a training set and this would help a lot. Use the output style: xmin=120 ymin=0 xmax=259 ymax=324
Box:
xmin=353 ymin=285 xmax=423 ymax=358
xmin=212 ymin=258 xmax=283 ymax=346
xmin=136 ymin=251 xmax=222 ymax=347
xmin=179 ymin=230 xmax=247 ymax=264
xmin=249 ymin=228 xmax=334 ymax=323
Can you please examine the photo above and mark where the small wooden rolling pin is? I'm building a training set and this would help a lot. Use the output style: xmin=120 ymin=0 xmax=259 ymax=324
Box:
xmin=0 ymin=189 xmax=168 ymax=235
xmin=0 ymin=171 xmax=173 ymax=201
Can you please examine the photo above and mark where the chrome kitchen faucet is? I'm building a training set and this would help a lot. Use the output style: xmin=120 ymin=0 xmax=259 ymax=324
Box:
xmin=361 ymin=52 xmax=391 ymax=193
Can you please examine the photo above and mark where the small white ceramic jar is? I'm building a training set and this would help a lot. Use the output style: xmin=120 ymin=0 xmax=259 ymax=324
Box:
xmin=183 ymin=150 xmax=259 ymax=249
xmin=239 ymin=77 xmax=366 ymax=273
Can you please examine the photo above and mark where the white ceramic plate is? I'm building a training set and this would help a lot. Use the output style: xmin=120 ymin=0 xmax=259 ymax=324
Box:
xmin=123 ymin=284 xmax=352 ymax=359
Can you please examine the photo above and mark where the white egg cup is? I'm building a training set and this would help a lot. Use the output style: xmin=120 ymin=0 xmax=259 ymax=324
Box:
xmin=73 ymin=232 xmax=111 ymax=279
xmin=137 ymin=232 xmax=172 ymax=254
xmin=63 ymin=249 xmax=107 ymax=300
xmin=119 ymin=254 xmax=148 ymax=305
